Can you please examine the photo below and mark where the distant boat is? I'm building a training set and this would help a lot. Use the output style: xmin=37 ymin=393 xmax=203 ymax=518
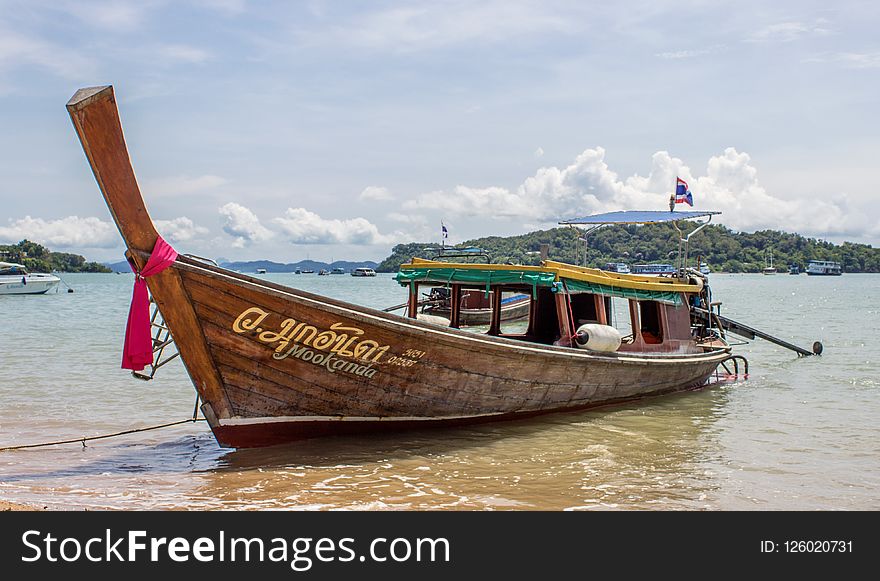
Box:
xmin=351 ymin=267 xmax=377 ymax=277
xmin=256 ymin=268 xmax=267 ymax=274
xmin=294 ymin=269 xmax=301 ymax=274
xmin=330 ymin=267 xmax=346 ymax=275
xmin=317 ymin=269 xmax=330 ymax=275
xmin=631 ymin=263 xmax=675 ymax=276
xmin=699 ymin=262 xmax=711 ymax=276
xmin=806 ymin=260 xmax=842 ymax=276
xmin=301 ymin=269 xmax=314 ymax=274
xmin=0 ymin=262 xmax=60 ymax=295
xmin=603 ymin=262 xmax=631 ymax=274
xmin=762 ymin=251 xmax=777 ymax=275
xmin=788 ymin=264 xmax=799 ymax=275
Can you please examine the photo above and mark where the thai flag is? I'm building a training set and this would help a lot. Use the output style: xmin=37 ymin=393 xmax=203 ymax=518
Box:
xmin=675 ymin=177 xmax=693 ymax=206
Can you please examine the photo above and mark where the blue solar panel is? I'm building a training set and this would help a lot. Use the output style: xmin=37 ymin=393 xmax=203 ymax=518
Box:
xmin=559 ymin=210 xmax=720 ymax=225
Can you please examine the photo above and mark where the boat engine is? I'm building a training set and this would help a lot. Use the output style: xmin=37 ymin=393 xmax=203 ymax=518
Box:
xmin=573 ymin=324 xmax=622 ymax=352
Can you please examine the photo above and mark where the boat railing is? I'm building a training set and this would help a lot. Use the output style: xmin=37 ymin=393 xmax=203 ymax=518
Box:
xmin=715 ymin=354 xmax=750 ymax=380
xmin=131 ymin=295 xmax=180 ymax=381
xmin=428 ymin=247 xmax=492 ymax=263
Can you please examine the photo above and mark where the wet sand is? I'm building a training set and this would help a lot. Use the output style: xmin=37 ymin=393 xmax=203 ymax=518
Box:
xmin=0 ymin=499 xmax=45 ymax=511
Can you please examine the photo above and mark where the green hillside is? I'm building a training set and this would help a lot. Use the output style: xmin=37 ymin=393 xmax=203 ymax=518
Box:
xmin=0 ymin=239 xmax=111 ymax=273
xmin=377 ymin=224 xmax=880 ymax=273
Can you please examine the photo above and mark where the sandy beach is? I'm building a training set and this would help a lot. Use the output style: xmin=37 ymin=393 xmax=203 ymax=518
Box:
xmin=0 ymin=499 xmax=45 ymax=511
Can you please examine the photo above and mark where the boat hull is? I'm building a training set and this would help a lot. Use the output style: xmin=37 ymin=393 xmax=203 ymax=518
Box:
xmin=0 ymin=277 xmax=60 ymax=295
xmin=173 ymin=258 xmax=729 ymax=447
xmin=206 ymin=385 xmax=711 ymax=447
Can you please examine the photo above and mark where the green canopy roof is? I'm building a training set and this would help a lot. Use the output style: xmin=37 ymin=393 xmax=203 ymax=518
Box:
xmin=396 ymin=266 xmax=685 ymax=305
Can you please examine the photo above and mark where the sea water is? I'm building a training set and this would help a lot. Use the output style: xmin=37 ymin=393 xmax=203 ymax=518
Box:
xmin=0 ymin=272 xmax=878 ymax=510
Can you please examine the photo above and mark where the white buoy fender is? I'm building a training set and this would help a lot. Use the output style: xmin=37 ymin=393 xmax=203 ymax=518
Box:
xmin=416 ymin=313 xmax=452 ymax=326
xmin=574 ymin=324 xmax=622 ymax=352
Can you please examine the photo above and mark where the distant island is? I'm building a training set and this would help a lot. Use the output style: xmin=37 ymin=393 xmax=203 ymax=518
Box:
xmin=103 ymin=258 xmax=379 ymax=274
xmin=220 ymin=259 xmax=379 ymax=273
xmin=0 ymin=240 xmax=111 ymax=273
xmin=376 ymin=224 xmax=880 ymax=273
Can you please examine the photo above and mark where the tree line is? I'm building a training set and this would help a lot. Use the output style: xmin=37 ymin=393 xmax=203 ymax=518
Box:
xmin=0 ymin=240 xmax=111 ymax=273
xmin=376 ymin=224 xmax=880 ymax=273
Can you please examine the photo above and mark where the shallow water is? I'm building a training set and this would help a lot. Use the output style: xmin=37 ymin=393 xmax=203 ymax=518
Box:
xmin=1 ymin=272 xmax=878 ymax=510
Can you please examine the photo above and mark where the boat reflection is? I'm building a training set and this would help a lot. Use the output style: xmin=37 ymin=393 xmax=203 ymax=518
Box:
xmin=194 ymin=386 xmax=733 ymax=510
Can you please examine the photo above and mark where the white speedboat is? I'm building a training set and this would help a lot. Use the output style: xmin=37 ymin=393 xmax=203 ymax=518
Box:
xmin=0 ymin=262 xmax=61 ymax=295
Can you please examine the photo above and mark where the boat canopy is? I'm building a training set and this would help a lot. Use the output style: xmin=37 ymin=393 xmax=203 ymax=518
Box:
xmin=559 ymin=210 xmax=720 ymax=226
xmin=396 ymin=258 xmax=701 ymax=305
xmin=0 ymin=262 xmax=28 ymax=275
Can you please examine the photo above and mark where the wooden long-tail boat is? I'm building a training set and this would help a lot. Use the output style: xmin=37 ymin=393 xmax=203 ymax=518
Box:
xmin=67 ymin=85 xmax=741 ymax=449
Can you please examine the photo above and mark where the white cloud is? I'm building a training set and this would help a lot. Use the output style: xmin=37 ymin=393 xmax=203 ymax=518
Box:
xmin=144 ymin=174 xmax=228 ymax=197
xmin=747 ymin=20 xmax=831 ymax=43
xmin=359 ymin=186 xmax=394 ymax=201
xmin=534 ymin=147 xmax=544 ymax=159
xmin=405 ymin=185 xmax=535 ymax=218
xmin=155 ymin=217 xmax=209 ymax=243
xmin=807 ymin=52 xmax=880 ymax=70
xmin=0 ymin=216 xmax=119 ymax=248
xmin=401 ymin=146 xmax=874 ymax=241
xmin=302 ymin=1 xmax=575 ymax=52
xmin=387 ymin=212 xmax=426 ymax=224
xmin=655 ymin=47 xmax=716 ymax=59
xmin=59 ymin=0 xmax=148 ymax=31
xmin=195 ymin=0 xmax=248 ymax=15
xmin=156 ymin=44 xmax=212 ymax=64
xmin=273 ymin=208 xmax=398 ymax=245
xmin=0 ymin=27 xmax=94 ymax=80
xmin=219 ymin=202 xmax=273 ymax=248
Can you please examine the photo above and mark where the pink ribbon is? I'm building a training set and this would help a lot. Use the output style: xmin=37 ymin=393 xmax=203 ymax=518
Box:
xmin=122 ymin=236 xmax=178 ymax=371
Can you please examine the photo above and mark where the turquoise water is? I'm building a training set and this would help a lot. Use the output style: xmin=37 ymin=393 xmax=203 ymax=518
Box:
xmin=1 ymin=272 xmax=878 ymax=510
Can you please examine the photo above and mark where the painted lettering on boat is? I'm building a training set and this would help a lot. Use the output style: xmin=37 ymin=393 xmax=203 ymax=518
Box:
xmin=232 ymin=306 xmax=418 ymax=378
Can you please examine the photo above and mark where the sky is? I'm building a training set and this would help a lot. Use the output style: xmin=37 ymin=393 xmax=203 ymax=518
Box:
xmin=0 ymin=0 xmax=878 ymax=263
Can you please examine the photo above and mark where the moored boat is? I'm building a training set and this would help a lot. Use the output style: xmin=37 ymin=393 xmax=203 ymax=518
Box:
xmin=0 ymin=262 xmax=61 ymax=295
xmin=351 ymin=267 xmax=377 ymax=277
xmin=806 ymin=260 xmax=842 ymax=276
xmin=631 ymin=263 xmax=676 ymax=276
xmin=762 ymin=251 xmax=777 ymax=275
xmin=66 ymin=86 xmax=775 ymax=449
xmin=604 ymin=262 xmax=631 ymax=274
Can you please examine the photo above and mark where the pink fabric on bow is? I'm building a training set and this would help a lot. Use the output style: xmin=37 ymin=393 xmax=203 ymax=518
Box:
xmin=122 ymin=236 xmax=178 ymax=371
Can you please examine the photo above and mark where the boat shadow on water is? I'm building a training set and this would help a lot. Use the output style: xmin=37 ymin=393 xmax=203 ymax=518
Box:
xmin=0 ymin=431 xmax=218 ymax=484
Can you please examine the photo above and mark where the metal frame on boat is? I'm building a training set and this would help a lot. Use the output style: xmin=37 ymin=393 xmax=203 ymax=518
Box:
xmin=68 ymin=86 xmax=754 ymax=448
